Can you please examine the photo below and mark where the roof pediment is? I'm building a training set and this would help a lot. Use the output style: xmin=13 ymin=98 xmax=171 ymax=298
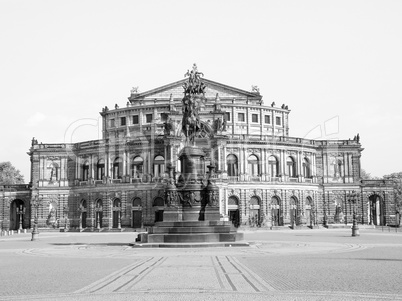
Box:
xmin=129 ymin=78 xmax=261 ymax=102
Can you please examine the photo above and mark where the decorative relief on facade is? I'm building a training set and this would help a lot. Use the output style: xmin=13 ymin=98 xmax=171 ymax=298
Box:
xmin=286 ymin=150 xmax=297 ymax=156
xmin=46 ymin=156 xmax=60 ymax=160
xmin=247 ymin=148 xmax=260 ymax=154
xmin=228 ymin=189 xmax=241 ymax=200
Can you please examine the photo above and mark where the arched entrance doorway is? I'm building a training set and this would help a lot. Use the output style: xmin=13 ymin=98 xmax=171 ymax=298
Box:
xmin=153 ymin=197 xmax=164 ymax=222
xmin=10 ymin=199 xmax=25 ymax=230
xmin=271 ymin=196 xmax=282 ymax=226
xmin=79 ymin=200 xmax=87 ymax=229
xmin=112 ymin=198 xmax=121 ymax=229
xmin=132 ymin=198 xmax=142 ymax=228
xmin=334 ymin=199 xmax=344 ymax=223
xmin=46 ymin=202 xmax=58 ymax=228
xmin=95 ymin=199 xmax=103 ymax=229
xmin=368 ymin=194 xmax=385 ymax=226
xmin=228 ymin=196 xmax=240 ymax=227
xmin=305 ymin=197 xmax=314 ymax=227
xmin=290 ymin=196 xmax=298 ymax=226
xmin=249 ymin=196 xmax=261 ymax=227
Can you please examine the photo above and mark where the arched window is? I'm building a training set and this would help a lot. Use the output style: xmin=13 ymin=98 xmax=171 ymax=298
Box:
xmin=306 ymin=196 xmax=313 ymax=207
xmin=287 ymin=156 xmax=296 ymax=178
xmin=228 ymin=196 xmax=239 ymax=206
xmin=153 ymin=155 xmax=165 ymax=177
xmin=271 ymin=196 xmax=280 ymax=206
xmin=113 ymin=198 xmax=121 ymax=208
xmin=250 ymin=196 xmax=260 ymax=205
xmin=227 ymin=154 xmax=238 ymax=177
xmin=113 ymin=157 xmax=122 ymax=179
xmin=337 ymin=160 xmax=343 ymax=177
xmin=82 ymin=161 xmax=89 ymax=181
xmin=290 ymin=196 xmax=298 ymax=207
xmin=96 ymin=199 xmax=103 ymax=209
xmin=268 ymin=156 xmax=279 ymax=177
xmin=96 ymin=159 xmax=105 ymax=180
xmin=132 ymin=197 xmax=141 ymax=207
xmin=303 ymin=158 xmax=311 ymax=178
xmin=131 ymin=156 xmax=143 ymax=178
xmin=248 ymin=155 xmax=259 ymax=176
xmin=153 ymin=197 xmax=164 ymax=207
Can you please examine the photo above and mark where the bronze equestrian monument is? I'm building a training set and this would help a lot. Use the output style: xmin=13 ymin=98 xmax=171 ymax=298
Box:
xmin=135 ymin=65 xmax=245 ymax=247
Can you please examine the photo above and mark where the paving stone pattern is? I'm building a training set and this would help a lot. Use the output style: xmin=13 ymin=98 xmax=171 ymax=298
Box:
xmin=0 ymin=229 xmax=401 ymax=300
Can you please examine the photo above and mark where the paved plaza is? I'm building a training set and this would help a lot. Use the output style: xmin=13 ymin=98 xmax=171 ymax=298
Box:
xmin=0 ymin=228 xmax=401 ymax=300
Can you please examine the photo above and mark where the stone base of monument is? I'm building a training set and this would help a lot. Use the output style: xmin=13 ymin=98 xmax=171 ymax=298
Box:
xmin=163 ymin=205 xmax=221 ymax=222
xmin=131 ymin=218 xmax=248 ymax=248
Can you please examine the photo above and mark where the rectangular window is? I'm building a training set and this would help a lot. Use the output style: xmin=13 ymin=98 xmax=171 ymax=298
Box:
xmin=121 ymin=117 xmax=126 ymax=126
xmin=132 ymin=115 xmax=139 ymax=124
xmin=146 ymin=114 xmax=153 ymax=123
xmin=110 ymin=119 xmax=115 ymax=127
xmin=224 ymin=112 xmax=231 ymax=122
xmin=264 ymin=115 xmax=270 ymax=124
xmin=251 ymin=114 xmax=258 ymax=123
xmin=276 ymin=116 xmax=281 ymax=126
xmin=238 ymin=113 xmax=245 ymax=122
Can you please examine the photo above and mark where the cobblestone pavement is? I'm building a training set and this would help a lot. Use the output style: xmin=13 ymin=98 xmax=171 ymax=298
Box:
xmin=0 ymin=228 xmax=401 ymax=300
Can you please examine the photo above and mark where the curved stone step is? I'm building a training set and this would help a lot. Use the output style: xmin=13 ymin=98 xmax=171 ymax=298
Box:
xmin=147 ymin=232 xmax=244 ymax=243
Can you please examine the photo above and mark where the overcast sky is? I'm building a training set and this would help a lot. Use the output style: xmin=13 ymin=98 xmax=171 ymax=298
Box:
xmin=1 ymin=0 xmax=401 ymax=181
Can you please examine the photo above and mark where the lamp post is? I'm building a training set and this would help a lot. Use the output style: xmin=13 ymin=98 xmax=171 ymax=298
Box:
xmin=78 ymin=205 xmax=84 ymax=231
xmin=16 ymin=205 xmax=25 ymax=231
xmin=31 ymin=192 xmax=42 ymax=241
xmin=95 ymin=204 xmax=102 ymax=230
xmin=348 ymin=191 xmax=360 ymax=237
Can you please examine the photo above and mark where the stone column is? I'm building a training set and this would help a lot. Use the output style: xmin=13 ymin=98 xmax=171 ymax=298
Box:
xmin=41 ymin=157 xmax=45 ymax=180
xmin=297 ymin=151 xmax=302 ymax=180
xmin=77 ymin=157 xmax=81 ymax=180
xmin=222 ymin=145 xmax=227 ymax=172
xmin=122 ymin=151 xmax=127 ymax=176
xmin=262 ymin=148 xmax=267 ymax=181
xmin=217 ymin=145 xmax=221 ymax=171
xmin=239 ymin=147 xmax=244 ymax=181
xmin=107 ymin=153 xmax=111 ymax=178
xmin=280 ymin=150 xmax=285 ymax=179
xmin=90 ymin=155 xmax=94 ymax=179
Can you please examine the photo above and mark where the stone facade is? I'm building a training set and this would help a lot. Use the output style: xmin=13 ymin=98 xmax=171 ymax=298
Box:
xmin=0 ymin=74 xmax=397 ymax=231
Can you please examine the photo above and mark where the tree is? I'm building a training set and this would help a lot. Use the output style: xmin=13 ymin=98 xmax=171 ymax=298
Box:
xmin=0 ymin=162 xmax=25 ymax=185
xmin=384 ymin=172 xmax=402 ymax=215
xmin=360 ymin=169 xmax=380 ymax=180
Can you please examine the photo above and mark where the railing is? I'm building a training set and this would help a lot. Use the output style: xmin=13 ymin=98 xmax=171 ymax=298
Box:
xmin=250 ymin=176 xmax=261 ymax=182
xmin=289 ymin=178 xmax=298 ymax=182
xmin=305 ymin=178 xmax=313 ymax=183
xmin=228 ymin=176 xmax=239 ymax=183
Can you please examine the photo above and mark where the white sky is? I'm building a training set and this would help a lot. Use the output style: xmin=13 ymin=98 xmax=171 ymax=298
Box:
xmin=0 ymin=0 xmax=401 ymax=181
